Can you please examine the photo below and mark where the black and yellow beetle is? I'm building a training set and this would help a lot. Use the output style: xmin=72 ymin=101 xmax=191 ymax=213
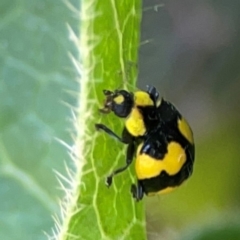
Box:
xmin=95 ymin=86 xmax=194 ymax=201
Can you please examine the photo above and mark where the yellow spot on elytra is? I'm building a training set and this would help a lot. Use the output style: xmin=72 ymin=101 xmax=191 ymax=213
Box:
xmin=125 ymin=107 xmax=146 ymax=136
xmin=134 ymin=91 xmax=154 ymax=106
xmin=178 ymin=118 xmax=194 ymax=144
xmin=135 ymin=142 xmax=186 ymax=179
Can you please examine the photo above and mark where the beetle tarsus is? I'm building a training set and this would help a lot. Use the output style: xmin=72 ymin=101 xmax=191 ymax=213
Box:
xmin=131 ymin=183 xmax=144 ymax=201
xmin=105 ymin=176 xmax=113 ymax=187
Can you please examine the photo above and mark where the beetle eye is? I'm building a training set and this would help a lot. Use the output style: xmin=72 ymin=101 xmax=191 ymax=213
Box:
xmin=112 ymin=91 xmax=134 ymax=118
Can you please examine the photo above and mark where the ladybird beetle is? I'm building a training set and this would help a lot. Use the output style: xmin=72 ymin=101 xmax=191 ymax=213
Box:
xmin=95 ymin=86 xmax=194 ymax=201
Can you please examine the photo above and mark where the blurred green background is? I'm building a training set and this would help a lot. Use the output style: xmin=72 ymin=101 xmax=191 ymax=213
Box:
xmin=1 ymin=0 xmax=240 ymax=239
xmin=140 ymin=0 xmax=240 ymax=239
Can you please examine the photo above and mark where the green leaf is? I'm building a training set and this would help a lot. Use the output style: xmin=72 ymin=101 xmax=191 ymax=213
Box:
xmin=0 ymin=0 xmax=79 ymax=239
xmin=58 ymin=1 xmax=146 ymax=240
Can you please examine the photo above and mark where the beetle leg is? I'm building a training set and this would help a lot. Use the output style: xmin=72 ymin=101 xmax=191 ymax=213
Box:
xmin=95 ymin=123 xmax=128 ymax=144
xmin=105 ymin=141 xmax=135 ymax=187
xmin=131 ymin=181 xmax=144 ymax=201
